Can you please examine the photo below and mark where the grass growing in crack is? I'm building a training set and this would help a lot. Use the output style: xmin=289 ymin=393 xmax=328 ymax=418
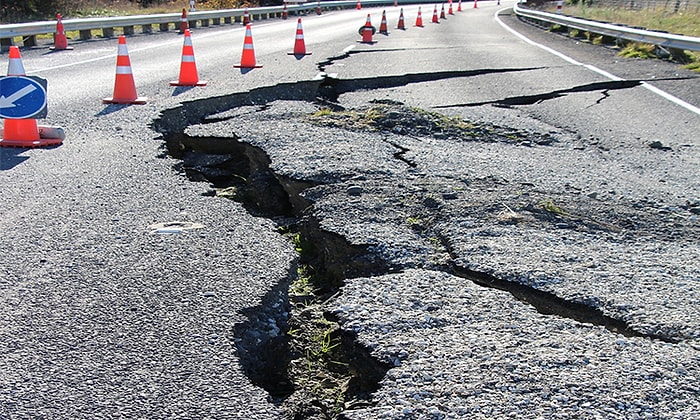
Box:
xmin=290 ymin=266 xmax=314 ymax=298
xmin=407 ymin=216 xmax=424 ymax=228
xmin=540 ymin=198 xmax=569 ymax=215
xmin=280 ymin=229 xmax=356 ymax=418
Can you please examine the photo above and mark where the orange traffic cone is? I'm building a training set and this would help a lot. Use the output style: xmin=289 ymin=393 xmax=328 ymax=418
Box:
xmin=50 ymin=13 xmax=73 ymax=51
xmin=458 ymin=0 xmax=462 ymax=12
xmin=397 ymin=8 xmax=406 ymax=30
xmin=356 ymin=0 xmax=362 ymax=10
xmin=432 ymin=5 xmax=439 ymax=23
xmin=474 ymin=0 xmax=478 ymax=8
xmin=379 ymin=10 xmax=388 ymax=34
xmin=234 ymin=24 xmax=262 ymax=68
xmin=0 ymin=47 xmax=63 ymax=148
xmin=242 ymin=8 xmax=250 ymax=25
xmin=358 ymin=14 xmax=375 ymax=44
xmin=103 ymin=36 xmax=147 ymax=104
xmin=170 ymin=29 xmax=206 ymax=86
xmin=316 ymin=0 xmax=322 ymax=15
xmin=440 ymin=4 xmax=446 ymax=19
xmin=179 ymin=9 xmax=188 ymax=34
xmin=288 ymin=18 xmax=311 ymax=56
xmin=282 ymin=3 xmax=288 ymax=19
xmin=415 ymin=7 xmax=424 ymax=27
xmin=448 ymin=1 xmax=454 ymax=15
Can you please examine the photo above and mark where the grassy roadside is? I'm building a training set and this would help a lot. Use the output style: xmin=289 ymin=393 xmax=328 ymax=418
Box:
xmin=553 ymin=4 xmax=700 ymax=37
xmin=544 ymin=4 xmax=700 ymax=71
xmin=1 ymin=0 xmax=253 ymax=22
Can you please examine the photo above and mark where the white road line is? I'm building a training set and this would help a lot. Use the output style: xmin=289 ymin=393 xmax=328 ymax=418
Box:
xmin=494 ymin=7 xmax=700 ymax=116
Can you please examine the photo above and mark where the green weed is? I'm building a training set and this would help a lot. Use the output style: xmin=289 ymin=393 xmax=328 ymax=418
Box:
xmin=539 ymin=198 xmax=568 ymax=215
xmin=619 ymin=42 xmax=658 ymax=59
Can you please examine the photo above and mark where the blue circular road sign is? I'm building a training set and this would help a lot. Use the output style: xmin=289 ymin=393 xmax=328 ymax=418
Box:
xmin=0 ymin=76 xmax=48 ymax=119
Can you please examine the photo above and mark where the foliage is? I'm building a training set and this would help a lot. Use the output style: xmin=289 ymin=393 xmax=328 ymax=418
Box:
xmin=619 ymin=42 xmax=658 ymax=59
xmin=1 ymin=0 xmax=266 ymax=22
xmin=539 ymin=198 xmax=568 ymax=215
xmin=553 ymin=4 xmax=700 ymax=37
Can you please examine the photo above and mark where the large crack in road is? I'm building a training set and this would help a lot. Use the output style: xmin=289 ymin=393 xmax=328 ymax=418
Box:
xmin=153 ymin=70 xmax=698 ymax=418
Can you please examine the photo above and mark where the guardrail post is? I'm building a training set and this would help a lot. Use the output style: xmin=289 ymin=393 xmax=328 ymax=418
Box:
xmin=102 ymin=27 xmax=114 ymax=37
xmin=0 ymin=38 xmax=13 ymax=52
xmin=201 ymin=18 xmax=210 ymax=27
xmin=189 ymin=20 xmax=198 ymax=29
xmin=80 ymin=29 xmax=92 ymax=40
xmin=23 ymin=35 xmax=37 ymax=47
xmin=142 ymin=24 xmax=153 ymax=34
xmin=224 ymin=17 xmax=232 ymax=24
xmin=159 ymin=23 xmax=170 ymax=32
xmin=123 ymin=25 xmax=135 ymax=35
xmin=212 ymin=17 xmax=221 ymax=25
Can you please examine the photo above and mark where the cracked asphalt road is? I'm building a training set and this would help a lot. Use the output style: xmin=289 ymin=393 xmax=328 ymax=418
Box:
xmin=2 ymin=2 xmax=699 ymax=418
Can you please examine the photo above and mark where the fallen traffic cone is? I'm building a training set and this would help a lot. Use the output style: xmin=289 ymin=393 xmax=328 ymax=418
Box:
xmin=458 ymin=0 xmax=462 ymax=12
xmin=379 ymin=10 xmax=388 ymax=34
xmin=282 ymin=3 xmax=288 ymax=20
xmin=358 ymin=14 xmax=375 ymax=44
xmin=179 ymin=8 xmax=188 ymax=34
xmin=170 ymin=29 xmax=206 ymax=86
xmin=288 ymin=18 xmax=311 ymax=56
xmin=448 ymin=1 xmax=454 ymax=15
xmin=432 ymin=5 xmax=439 ymax=23
xmin=397 ymin=8 xmax=406 ymax=30
xmin=0 ymin=47 xmax=64 ymax=148
xmin=234 ymin=24 xmax=262 ymax=68
xmin=50 ymin=13 xmax=73 ymax=51
xmin=415 ymin=7 xmax=424 ymax=27
xmin=356 ymin=0 xmax=362 ymax=10
xmin=242 ymin=8 xmax=250 ymax=26
xmin=103 ymin=36 xmax=147 ymax=104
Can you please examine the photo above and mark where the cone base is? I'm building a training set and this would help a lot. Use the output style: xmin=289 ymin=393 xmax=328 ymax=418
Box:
xmin=170 ymin=80 xmax=208 ymax=86
xmin=287 ymin=52 xmax=312 ymax=56
xmin=103 ymin=97 xmax=148 ymax=105
xmin=357 ymin=40 xmax=377 ymax=44
xmin=0 ymin=127 xmax=63 ymax=148
xmin=233 ymin=64 xmax=263 ymax=69
xmin=49 ymin=46 xmax=74 ymax=51
xmin=0 ymin=138 xmax=63 ymax=148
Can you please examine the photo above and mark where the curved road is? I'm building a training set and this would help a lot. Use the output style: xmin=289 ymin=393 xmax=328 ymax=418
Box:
xmin=1 ymin=2 xmax=699 ymax=418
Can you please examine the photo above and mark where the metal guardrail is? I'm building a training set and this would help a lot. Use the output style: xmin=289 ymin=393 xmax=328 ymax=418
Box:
xmin=0 ymin=0 xmax=434 ymax=50
xmin=513 ymin=2 xmax=700 ymax=52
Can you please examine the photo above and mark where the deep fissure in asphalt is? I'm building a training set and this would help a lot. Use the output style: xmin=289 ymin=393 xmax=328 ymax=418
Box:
xmin=152 ymin=70 xmax=681 ymax=417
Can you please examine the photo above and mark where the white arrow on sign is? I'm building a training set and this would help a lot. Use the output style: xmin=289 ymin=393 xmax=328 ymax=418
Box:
xmin=0 ymin=84 xmax=38 ymax=109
